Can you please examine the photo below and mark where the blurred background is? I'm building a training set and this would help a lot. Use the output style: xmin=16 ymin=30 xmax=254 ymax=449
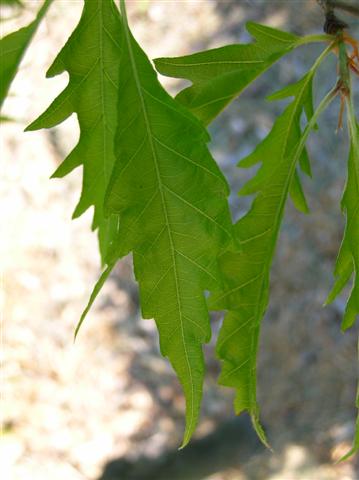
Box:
xmin=1 ymin=1 xmax=359 ymax=479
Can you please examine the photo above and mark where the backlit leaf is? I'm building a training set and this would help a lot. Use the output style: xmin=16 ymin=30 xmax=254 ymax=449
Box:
xmin=26 ymin=0 xmax=233 ymax=445
xmin=154 ymin=22 xmax=299 ymax=125
xmin=26 ymin=0 xmax=121 ymax=262
xmin=326 ymin=119 xmax=359 ymax=329
xmin=327 ymin=107 xmax=359 ymax=460
xmin=0 ymin=0 xmax=52 ymax=110
xmin=75 ymin=0 xmax=232 ymax=446
xmin=112 ymin=0 xmax=232 ymax=445
xmin=209 ymin=67 xmax=331 ymax=443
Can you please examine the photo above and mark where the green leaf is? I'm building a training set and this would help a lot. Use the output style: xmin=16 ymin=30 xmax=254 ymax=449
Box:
xmin=26 ymin=0 xmax=121 ymax=262
xmin=154 ymin=22 xmax=299 ymax=124
xmin=339 ymin=382 xmax=359 ymax=462
xmin=26 ymin=0 xmax=233 ymax=445
xmin=299 ymin=147 xmax=312 ymax=177
xmin=209 ymin=68 xmax=332 ymax=443
xmin=339 ymin=333 xmax=358 ymax=462
xmin=106 ymin=0 xmax=232 ymax=446
xmin=0 ymin=0 xmax=52 ymax=110
xmin=107 ymin=0 xmax=232 ymax=446
xmin=269 ymin=80 xmax=315 ymax=213
xmin=327 ymin=108 xmax=358 ymax=460
xmin=289 ymin=169 xmax=310 ymax=214
xmin=0 ymin=0 xmax=23 ymax=6
xmin=74 ymin=262 xmax=115 ymax=340
xmin=326 ymin=119 xmax=359 ymax=330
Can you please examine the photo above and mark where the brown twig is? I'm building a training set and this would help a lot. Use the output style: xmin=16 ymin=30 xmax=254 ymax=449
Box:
xmin=317 ymin=0 xmax=350 ymax=34
xmin=330 ymin=1 xmax=359 ymax=17
xmin=317 ymin=0 xmax=359 ymax=18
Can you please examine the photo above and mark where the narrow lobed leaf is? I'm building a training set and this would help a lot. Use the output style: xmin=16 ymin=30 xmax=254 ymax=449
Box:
xmin=209 ymin=63 xmax=333 ymax=443
xmin=326 ymin=118 xmax=359 ymax=330
xmin=0 ymin=0 xmax=53 ymax=110
xmin=26 ymin=0 xmax=122 ymax=262
xmin=154 ymin=22 xmax=299 ymax=125
xmin=327 ymin=103 xmax=359 ymax=460
xmin=90 ymin=0 xmax=232 ymax=446
xmin=26 ymin=0 xmax=233 ymax=445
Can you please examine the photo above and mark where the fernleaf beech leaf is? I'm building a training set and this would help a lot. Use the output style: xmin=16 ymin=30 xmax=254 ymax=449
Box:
xmin=209 ymin=48 xmax=334 ymax=444
xmin=91 ymin=0 xmax=233 ymax=447
xmin=154 ymin=22 xmax=300 ymax=125
xmin=26 ymin=0 xmax=122 ymax=262
xmin=0 ymin=0 xmax=53 ymax=110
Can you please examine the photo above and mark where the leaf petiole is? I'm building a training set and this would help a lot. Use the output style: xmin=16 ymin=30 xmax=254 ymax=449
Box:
xmin=296 ymin=33 xmax=334 ymax=45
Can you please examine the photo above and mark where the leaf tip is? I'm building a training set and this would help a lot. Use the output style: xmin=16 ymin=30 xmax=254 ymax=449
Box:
xmin=251 ymin=411 xmax=272 ymax=450
xmin=178 ymin=438 xmax=189 ymax=450
xmin=335 ymin=446 xmax=357 ymax=463
xmin=50 ymin=170 xmax=60 ymax=179
xmin=153 ymin=57 xmax=161 ymax=68
xmin=24 ymin=121 xmax=37 ymax=132
xmin=178 ymin=424 xmax=194 ymax=450
xmin=73 ymin=315 xmax=85 ymax=342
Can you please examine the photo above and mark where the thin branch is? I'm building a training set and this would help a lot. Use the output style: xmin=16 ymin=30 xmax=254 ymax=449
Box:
xmin=330 ymin=1 xmax=359 ymax=17
xmin=317 ymin=0 xmax=359 ymax=18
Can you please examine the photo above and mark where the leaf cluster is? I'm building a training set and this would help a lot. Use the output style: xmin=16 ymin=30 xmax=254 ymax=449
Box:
xmin=1 ymin=0 xmax=358 ymax=454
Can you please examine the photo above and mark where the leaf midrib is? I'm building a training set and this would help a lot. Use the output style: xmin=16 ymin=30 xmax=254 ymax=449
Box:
xmin=121 ymin=11 xmax=195 ymax=437
xmin=159 ymin=59 xmax=265 ymax=68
